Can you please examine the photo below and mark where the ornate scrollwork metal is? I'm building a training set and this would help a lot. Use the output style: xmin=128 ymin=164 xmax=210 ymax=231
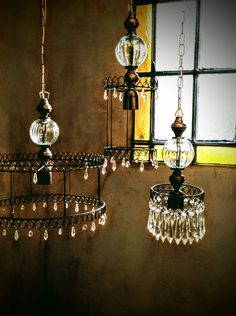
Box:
xmin=0 ymin=152 xmax=104 ymax=173
xmin=104 ymin=75 xmax=158 ymax=92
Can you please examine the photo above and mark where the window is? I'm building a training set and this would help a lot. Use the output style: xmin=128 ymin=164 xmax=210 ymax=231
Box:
xmin=134 ymin=0 xmax=236 ymax=165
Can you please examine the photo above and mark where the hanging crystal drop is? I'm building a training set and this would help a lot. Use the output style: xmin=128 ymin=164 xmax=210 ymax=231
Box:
xmin=32 ymin=202 xmax=37 ymax=212
xmin=99 ymin=214 xmax=106 ymax=226
xmin=113 ymin=87 xmax=117 ymax=98
xmin=65 ymin=202 xmax=69 ymax=209
xmin=84 ymin=204 xmax=88 ymax=211
xmin=112 ymin=161 xmax=117 ymax=172
xmin=43 ymin=201 xmax=47 ymax=208
xmin=152 ymin=159 xmax=159 ymax=169
xmin=71 ymin=226 xmax=76 ymax=237
xmin=110 ymin=156 xmax=115 ymax=164
xmin=140 ymin=161 xmax=144 ymax=172
xmin=21 ymin=204 xmax=25 ymax=211
xmin=91 ymin=221 xmax=96 ymax=232
xmin=121 ymin=157 xmax=126 ymax=167
xmin=53 ymin=202 xmax=57 ymax=211
xmin=84 ymin=168 xmax=89 ymax=180
xmin=75 ymin=202 xmax=79 ymax=213
xmin=2 ymin=229 xmax=7 ymax=236
xmin=43 ymin=229 xmax=49 ymax=241
xmin=58 ymin=227 xmax=63 ymax=235
xmin=119 ymin=91 xmax=123 ymax=102
xmin=14 ymin=230 xmax=19 ymax=241
xmin=102 ymin=165 xmax=106 ymax=175
xmin=103 ymin=89 xmax=108 ymax=100
xmin=82 ymin=224 xmax=88 ymax=231
xmin=28 ymin=230 xmax=33 ymax=238
xmin=141 ymin=88 xmax=146 ymax=101
xmin=33 ymin=172 xmax=38 ymax=184
xmin=125 ymin=160 xmax=130 ymax=168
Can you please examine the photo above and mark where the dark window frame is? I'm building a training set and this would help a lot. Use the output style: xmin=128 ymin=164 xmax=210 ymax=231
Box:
xmin=134 ymin=0 xmax=236 ymax=149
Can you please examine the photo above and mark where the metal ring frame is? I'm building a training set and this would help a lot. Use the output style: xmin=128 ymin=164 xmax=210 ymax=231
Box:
xmin=104 ymin=146 xmax=158 ymax=163
xmin=104 ymin=75 xmax=158 ymax=92
xmin=0 ymin=152 xmax=104 ymax=173
xmin=0 ymin=152 xmax=106 ymax=235
xmin=0 ymin=194 xmax=106 ymax=230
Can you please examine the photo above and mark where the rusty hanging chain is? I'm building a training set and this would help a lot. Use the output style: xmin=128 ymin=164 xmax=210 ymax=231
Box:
xmin=175 ymin=11 xmax=185 ymax=117
xmin=39 ymin=0 xmax=50 ymax=99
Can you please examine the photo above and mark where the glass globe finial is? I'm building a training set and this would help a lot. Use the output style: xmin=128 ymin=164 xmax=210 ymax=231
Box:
xmin=162 ymin=137 xmax=194 ymax=169
xmin=29 ymin=117 xmax=59 ymax=146
xmin=115 ymin=34 xmax=147 ymax=68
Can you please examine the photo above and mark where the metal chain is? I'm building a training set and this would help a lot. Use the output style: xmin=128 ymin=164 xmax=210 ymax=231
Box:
xmin=175 ymin=11 xmax=185 ymax=117
xmin=39 ymin=0 xmax=50 ymax=99
xmin=129 ymin=0 xmax=134 ymax=14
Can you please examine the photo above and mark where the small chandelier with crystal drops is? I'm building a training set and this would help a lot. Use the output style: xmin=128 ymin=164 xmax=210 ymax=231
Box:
xmin=147 ymin=12 xmax=206 ymax=245
xmin=0 ymin=0 xmax=106 ymax=241
xmin=102 ymin=0 xmax=158 ymax=174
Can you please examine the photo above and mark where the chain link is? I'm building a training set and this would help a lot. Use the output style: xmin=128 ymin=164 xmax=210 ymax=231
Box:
xmin=39 ymin=0 xmax=50 ymax=99
xmin=175 ymin=11 xmax=185 ymax=117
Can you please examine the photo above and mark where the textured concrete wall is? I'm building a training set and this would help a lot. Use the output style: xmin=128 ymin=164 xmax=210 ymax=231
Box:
xmin=0 ymin=0 xmax=235 ymax=315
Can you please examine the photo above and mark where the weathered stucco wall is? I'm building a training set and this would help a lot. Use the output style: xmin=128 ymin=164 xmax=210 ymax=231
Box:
xmin=0 ymin=1 xmax=235 ymax=315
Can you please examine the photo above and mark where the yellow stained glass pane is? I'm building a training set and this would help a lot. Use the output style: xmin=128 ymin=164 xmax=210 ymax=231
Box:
xmin=136 ymin=5 xmax=152 ymax=72
xmin=196 ymin=146 xmax=236 ymax=165
xmin=134 ymin=93 xmax=150 ymax=140
xmin=155 ymin=145 xmax=163 ymax=161
xmin=133 ymin=145 xmax=149 ymax=161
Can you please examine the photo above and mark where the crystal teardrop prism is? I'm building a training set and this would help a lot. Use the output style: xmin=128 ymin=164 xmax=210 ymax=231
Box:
xmin=119 ymin=92 xmax=123 ymax=102
xmin=75 ymin=203 xmax=79 ymax=213
xmin=58 ymin=227 xmax=63 ymax=235
xmin=102 ymin=166 xmax=106 ymax=175
xmin=125 ymin=160 xmax=130 ymax=168
xmin=28 ymin=230 xmax=33 ymax=238
xmin=43 ymin=229 xmax=48 ymax=241
xmin=84 ymin=168 xmax=89 ymax=180
xmin=53 ymin=202 xmax=57 ymax=211
xmin=71 ymin=226 xmax=76 ymax=237
xmin=21 ymin=204 xmax=25 ymax=211
xmin=141 ymin=88 xmax=146 ymax=101
xmin=91 ymin=221 xmax=96 ymax=232
xmin=140 ymin=161 xmax=144 ymax=172
xmin=2 ymin=229 xmax=7 ymax=236
xmin=112 ymin=161 xmax=117 ymax=172
xmin=121 ymin=157 xmax=126 ymax=167
xmin=113 ymin=87 xmax=117 ymax=98
xmin=32 ymin=202 xmax=37 ymax=211
xmin=14 ymin=230 xmax=19 ymax=241
xmin=82 ymin=224 xmax=87 ymax=231
xmin=103 ymin=89 xmax=108 ymax=100
xmin=43 ymin=201 xmax=47 ymax=208
xmin=33 ymin=172 xmax=38 ymax=184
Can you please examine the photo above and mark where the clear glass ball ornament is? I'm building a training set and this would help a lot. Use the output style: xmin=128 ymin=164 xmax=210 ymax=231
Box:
xmin=115 ymin=34 xmax=147 ymax=67
xmin=29 ymin=117 xmax=59 ymax=145
xmin=162 ymin=137 xmax=194 ymax=169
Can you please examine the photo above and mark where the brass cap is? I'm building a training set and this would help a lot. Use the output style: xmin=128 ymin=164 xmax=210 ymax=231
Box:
xmin=37 ymin=98 xmax=52 ymax=119
xmin=124 ymin=11 xmax=139 ymax=34
xmin=171 ymin=116 xmax=186 ymax=138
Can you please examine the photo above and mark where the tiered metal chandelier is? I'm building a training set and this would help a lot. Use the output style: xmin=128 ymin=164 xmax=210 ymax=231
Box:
xmin=147 ymin=12 xmax=206 ymax=245
xmin=0 ymin=0 xmax=106 ymax=241
xmin=103 ymin=0 xmax=158 ymax=174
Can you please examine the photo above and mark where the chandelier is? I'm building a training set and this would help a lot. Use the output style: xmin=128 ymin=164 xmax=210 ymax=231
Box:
xmin=0 ymin=0 xmax=106 ymax=241
xmin=147 ymin=12 xmax=206 ymax=245
xmin=103 ymin=0 xmax=158 ymax=174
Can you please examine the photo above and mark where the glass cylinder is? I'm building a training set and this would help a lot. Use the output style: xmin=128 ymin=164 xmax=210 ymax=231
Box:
xmin=115 ymin=34 xmax=147 ymax=67
xmin=29 ymin=117 xmax=59 ymax=145
xmin=162 ymin=137 xmax=194 ymax=169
